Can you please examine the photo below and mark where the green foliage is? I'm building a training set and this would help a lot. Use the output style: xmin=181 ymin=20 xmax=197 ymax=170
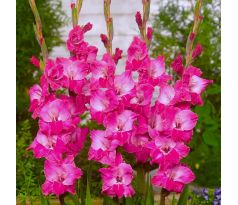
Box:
xmin=16 ymin=119 xmax=44 ymax=201
xmin=177 ymin=185 xmax=189 ymax=205
xmin=151 ymin=0 xmax=221 ymax=188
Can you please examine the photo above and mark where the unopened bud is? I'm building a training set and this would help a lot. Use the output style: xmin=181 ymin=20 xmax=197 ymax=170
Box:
xmin=135 ymin=12 xmax=143 ymax=28
xmin=147 ymin=27 xmax=153 ymax=41
xmin=192 ymin=43 xmax=203 ymax=59
xmin=100 ymin=34 xmax=109 ymax=48
xmin=82 ymin=22 xmax=92 ymax=33
xmin=189 ymin=32 xmax=196 ymax=41
xmin=113 ymin=48 xmax=123 ymax=64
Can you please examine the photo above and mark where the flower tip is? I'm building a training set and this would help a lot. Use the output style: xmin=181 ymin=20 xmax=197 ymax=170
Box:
xmin=30 ymin=56 xmax=40 ymax=68
xmin=71 ymin=3 xmax=76 ymax=9
xmin=135 ymin=11 xmax=142 ymax=28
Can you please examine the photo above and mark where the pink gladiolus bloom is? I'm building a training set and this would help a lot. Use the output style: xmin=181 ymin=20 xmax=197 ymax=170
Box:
xmin=173 ymin=110 xmax=198 ymax=131
xmin=39 ymin=99 xmax=79 ymax=134
xmin=88 ymin=130 xmax=119 ymax=165
xmin=104 ymin=110 xmax=137 ymax=145
xmin=126 ymin=36 xmax=148 ymax=71
xmin=90 ymin=90 xmax=118 ymax=123
xmin=57 ymin=58 xmax=88 ymax=92
xmin=114 ymin=71 xmax=135 ymax=96
xmin=61 ymin=128 xmax=88 ymax=156
xmin=123 ymin=134 xmax=150 ymax=163
xmin=171 ymin=54 xmax=184 ymax=76
xmin=147 ymin=137 xmax=190 ymax=166
xmin=99 ymin=162 xmax=135 ymax=198
xmin=157 ymin=85 xmax=175 ymax=105
xmin=130 ymin=83 xmax=154 ymax=106
xmin=148 ymin=105 xmax=178 ymax=138
xmin=66 ymin=25 xmax=85 ymax=53
xmin=42 ymin=155 xmax=82 ymax=196
xmin=29 ymin=131 xmax=66 ymax=159
xmin=152 ymin=164 xmax=195 ymax=193
xmin=148 ymin=56 xmax=165 ymax=79
xmin=44 ymin=59 xmax=67 ymax=90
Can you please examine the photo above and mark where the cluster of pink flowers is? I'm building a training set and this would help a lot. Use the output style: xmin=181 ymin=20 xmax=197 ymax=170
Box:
xmin=29 ymin=19 xmax=212 ymax=197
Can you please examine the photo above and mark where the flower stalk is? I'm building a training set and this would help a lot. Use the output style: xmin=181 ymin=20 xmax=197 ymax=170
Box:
xmin=136 ymin=0 xmax=152 ymax=47
xmin=103 ymin=0 xmax=113 ymax=55
xmin=160 ymin=188 xmax=170 ymax=205
xmin=71 ymin=0 xmax=83 ymax=27
xmin=185 ymin=0 xmax=203 ymax=67
xmin=28 ymin=0 xmax=48 ymax=66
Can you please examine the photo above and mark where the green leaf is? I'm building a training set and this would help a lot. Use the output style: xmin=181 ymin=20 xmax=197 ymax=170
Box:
xmin=177 ymin=185 xmax=189 ymax=205
xmin=172 ymin=194 xmax=177 ymax=205
xmin=103 ymin=196 xmax=113 ymax=205
xmin=202 ymin=130 xmax=219 ymax=147
xmin=86 ymin=179 xmax=92 ymax=205
xmin=144 ymin=175 xmax=154 ymax=205
xmin=80 ymin=179 xmax=85 ymax=205
xmin=125 ymin=197 xmax=134 ymax=205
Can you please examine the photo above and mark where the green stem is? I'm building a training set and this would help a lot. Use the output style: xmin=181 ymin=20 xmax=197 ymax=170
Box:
xmin=160 ymin=188 xmax=170 ymax=205
xmin=59 ymin=195 xmax=65 ymax=205
xmin=28 ymin=0 xmax=48 ymax=64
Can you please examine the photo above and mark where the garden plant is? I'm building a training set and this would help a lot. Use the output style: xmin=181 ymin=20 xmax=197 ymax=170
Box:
xmin=21 ymin=0 xmax=220 ymax=204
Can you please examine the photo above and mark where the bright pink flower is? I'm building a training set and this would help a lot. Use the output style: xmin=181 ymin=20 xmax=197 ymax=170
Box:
xmin=104 ymin=110 xmax=137 ymax=145
xmin=130 ymin=83 xmax=154 ymax=106
xmin=171 ymin=54 xmax=184 ymax=76
xmin=123 ymin=134 xmax=150 ymax=163
xmin=60 ymin=128 xmax=88 ymax=156
xmin=88 ymin=130 xmax=119 ymax=165
xmin=148 ymin=56 xmax=165 ymax=79
xmin=173 ymin=110 xmax=198 ymax=131
xmin=39 ymin=99 xmax=79 ymax=134
xmin=57 ymin=58 xmax=88 ymax=92
xmin=44 ymin=59 xmax=66 ymax=90
xmin=29 ymin=131 xmax=65 ymax=159
xmin=114 ymin=71 xmax=135 ymax=96
xmin=90 ymin=89 xmax=118 ymax=123
xmin=146 ymin=137 xmax=189 ymax=166
xmin=66 ymin=25 xmax=85 ymax=53
xmin=152 ymin=164 xmax=195 ymax=193
xmin=126 ymin=36 xmax=148 ymax=71
xmin=171 ymin=110 xmax=198 ymax=142
xmin=157 ymin=85 xmax=175 ymax=105
xmin=42 ymin=155 xmax=82 ymax=196
xmin=99 ymin=162 xmax=135 ymax=198
xmin=148 ymin=105 xmax=178 ymax=138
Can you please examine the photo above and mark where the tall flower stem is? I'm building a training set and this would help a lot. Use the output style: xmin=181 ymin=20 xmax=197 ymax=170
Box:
xmin=136 ymin=163 xmax=146 ymax=196
xmin=103 ymin=0 xmax=113 ymax=55
xmin=28 ymin=0 xmax=48 ymax=66
xmin=71 ymin=0 xmax=83 ymax=27
xmin=185 ymin=0 xmax=203 ymax=67
xmin=136 ymin=0 xmax=152 ymax=47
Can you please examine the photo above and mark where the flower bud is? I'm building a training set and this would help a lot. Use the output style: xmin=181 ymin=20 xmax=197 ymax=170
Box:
xmin=82 ymin=22 xmax=92 ymax=33
xmin=135 ymin=12 xmax=143 ymax=28
xmin=192 ymin=43 xmax=203 ymax=59
xmin=100 ymin=34 xmax=109 ymax=48
xmin=113 ymin=48 xmax=123 ymax=64
xmin=147 ymin=27 xmax=153 ymax=41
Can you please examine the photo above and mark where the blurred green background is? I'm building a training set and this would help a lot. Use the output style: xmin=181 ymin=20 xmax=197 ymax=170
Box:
xmin=16 ymin=0 xmax=220 ymax=203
